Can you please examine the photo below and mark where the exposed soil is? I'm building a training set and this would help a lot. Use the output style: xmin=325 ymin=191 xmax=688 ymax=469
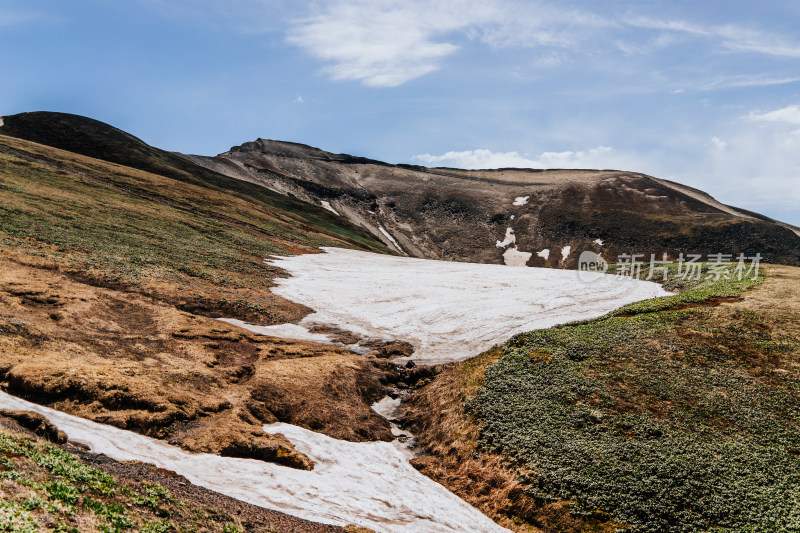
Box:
xmin=0 ymin=253 xmax=395 ymax=470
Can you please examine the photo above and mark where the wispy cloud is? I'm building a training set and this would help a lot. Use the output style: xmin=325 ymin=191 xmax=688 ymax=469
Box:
xmin=699 ymin=75 xmax=800 ymax=92
xmin=286 ymin=1 xmax=470 ymax=87
xmin=0 ymin=6 xmax=43 ymax=27
xmin=625 ymin=16 xmax=800 ymax=58
xmin=285 ymin=2 xmax=800 ymax=87
xmin=747 ymin=104 xmax=800 ymax=125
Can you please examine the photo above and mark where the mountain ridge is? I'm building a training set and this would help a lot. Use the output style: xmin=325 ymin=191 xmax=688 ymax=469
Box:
xmin=184 ymin=136 xmax=800 ymax=266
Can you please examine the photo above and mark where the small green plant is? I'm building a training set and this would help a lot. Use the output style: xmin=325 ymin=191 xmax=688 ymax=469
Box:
xmin=84 ymin=497 xmax=132 ymax=531
xmin=45 ymin=481 xmax=81 ymax=507
xmin=0 ymin=500 xmax=39 ymax=533
xmin=134 ymin=483 xmax=177 ymax=511
xmin=141 ymin=520 xmax=176 ymax=533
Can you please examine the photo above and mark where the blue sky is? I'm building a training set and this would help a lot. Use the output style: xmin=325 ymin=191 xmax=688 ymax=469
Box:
xmin=2 ymin=0 xmax=799 ymax=225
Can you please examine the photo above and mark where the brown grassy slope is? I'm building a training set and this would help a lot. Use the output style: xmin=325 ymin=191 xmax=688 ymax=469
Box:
xmin=0 ymin=254 xmax=395 ymax=468
xmin=404 ymin=265 xmax=800 ymax=532
xmin=0 ymin=133 xmax=399 ymax=468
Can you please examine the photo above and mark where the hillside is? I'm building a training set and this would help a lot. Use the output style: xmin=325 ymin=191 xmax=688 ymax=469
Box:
xmin=0 ymin=116 xmax=399 ymax=496
xmin=404 ymin=265 xmax=800 ymax=531
xmin=183 ymin=138 xmax=800 ymax=267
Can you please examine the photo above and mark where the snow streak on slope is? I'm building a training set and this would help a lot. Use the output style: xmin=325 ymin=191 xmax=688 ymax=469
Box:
xmin=0 ymin=391 xmax=509 ymax=533
xmin=253 ymin=247 xmax=671 ymax=364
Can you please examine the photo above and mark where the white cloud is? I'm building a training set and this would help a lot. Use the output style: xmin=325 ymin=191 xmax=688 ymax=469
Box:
xmin=285 ymin=0 xmax=609 ymax=87
xmin=747 ymin=104 xmax=800 ymax=125
xmin=533 ymin=51 xmax=564 ymax=68
xmin=294 ymin=95 xmax=305 ymax=103
xmin=642 ymin=108 xmax=800 ymax=222
xmin=286 ymin=1 xmax=474 ymax=87
xmin=709 ymin=136 xmax=727 ymax=150
xmin=413 ymin=146 xmax=623 ymax=169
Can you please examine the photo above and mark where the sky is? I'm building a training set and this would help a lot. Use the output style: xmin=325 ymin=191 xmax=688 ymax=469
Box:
xmin=2 ymin=0 xmax=799 ymax=225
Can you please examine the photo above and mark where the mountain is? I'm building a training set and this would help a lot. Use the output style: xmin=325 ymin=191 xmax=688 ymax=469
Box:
xmin=0 ymin=111 xmax=385 ymax=257
xmin=183 ymin=138 xmax=800 ymax=267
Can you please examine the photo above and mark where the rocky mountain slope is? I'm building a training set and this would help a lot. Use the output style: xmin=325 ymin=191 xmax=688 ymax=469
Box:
xmin=183 ymin=138 xmax=800 ymax=267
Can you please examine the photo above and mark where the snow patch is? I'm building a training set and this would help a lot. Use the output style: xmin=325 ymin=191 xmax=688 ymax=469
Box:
xmin=378 ymin=224 xmax=405 ymax=254
xmin=0 ymin=116 xmax=4 ymax=127
xmin=496 ymin=227 xmax=516 ymax=248
xmin=217 ymin=319 xmax=335 ymax=344
xmin=502 ymin=247 xmax=532 ymax=267
xmin=537 ymin=249 xmax=550 ymax=260
xmin=0 ymin=391 xmax=509 ymax=533
xmin=218 ymin=318 xmax=373 ymax=355
xmin=257 ymin=248 xmax=671 ymax=364
xmin=561 ymin=245 xmax=572 ymax=264
xmin=320 ymin=200 xmax=339 ymax=215
xmin=510 ymin=214 xmax=515 ymax=220
xmin=594 ymin=239 xmax=604 ymax=246
xmin=512 ymin=196 xmax=529 ymax=206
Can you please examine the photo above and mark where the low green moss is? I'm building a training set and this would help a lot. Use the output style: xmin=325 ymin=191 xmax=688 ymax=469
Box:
xmin=467 ymin=269 xmax=800 ymax=531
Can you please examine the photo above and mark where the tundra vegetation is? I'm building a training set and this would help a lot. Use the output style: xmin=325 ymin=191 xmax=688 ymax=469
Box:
xmin=0 ymin=423 xmax=250 ymax=532
xmin=407 ymin=265 xmax=800 ymax=532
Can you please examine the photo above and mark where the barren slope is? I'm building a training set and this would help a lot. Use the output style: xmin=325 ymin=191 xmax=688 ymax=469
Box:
xmin=184 ymin=139 xmax=800 ymax=267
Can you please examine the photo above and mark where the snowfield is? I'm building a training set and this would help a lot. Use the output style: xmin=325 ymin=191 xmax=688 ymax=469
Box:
xmin=247 ymin=247 xmax=671 ymax=364
xmin=0 ymin=391 xmax=509 ymax=533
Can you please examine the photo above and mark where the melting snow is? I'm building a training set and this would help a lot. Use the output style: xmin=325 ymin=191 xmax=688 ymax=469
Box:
xmin=320 ymin=200 xmax=339 ymax=215
xmin=0 ymin=117 xmax=4 ymax=127
xmin=217 ymin=319 xmax=335 ymax=344
xmin=502 ymin=246 xmax=532 ymax=267
xmin=371 ymin=397 xmax=417 ymax=459
xmin=512 ymin=196 xmax=529 ymax=206
xmin=594 ymin=239 xmax=604 ymax=246
xmin=0 ymin=391 xmax=508 ymax=533
xmin=537 ymin=249 xmax=550 ymax=260
xmin=495 ymin=227 xmax=516 ymax=248
xmin=259 ymin=247 xmax=671 ymax=364
xmin=561 ymin=245 xmax=572 ymax=264
xmin=378 ymin=224 xmax=405 ymax=254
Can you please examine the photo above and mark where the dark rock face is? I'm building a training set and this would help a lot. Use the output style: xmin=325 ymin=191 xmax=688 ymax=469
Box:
xmin=184 ymin=140 xmax=800 ymax=267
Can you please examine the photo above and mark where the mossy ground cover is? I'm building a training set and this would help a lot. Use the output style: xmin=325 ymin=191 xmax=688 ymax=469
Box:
xmin=0 ymin=133 xmax=387 ymax=324
xmin=466 ymin=267 xmax=800 ymax=531
xmin=0 ymin=429 xmax=253 ymax=532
